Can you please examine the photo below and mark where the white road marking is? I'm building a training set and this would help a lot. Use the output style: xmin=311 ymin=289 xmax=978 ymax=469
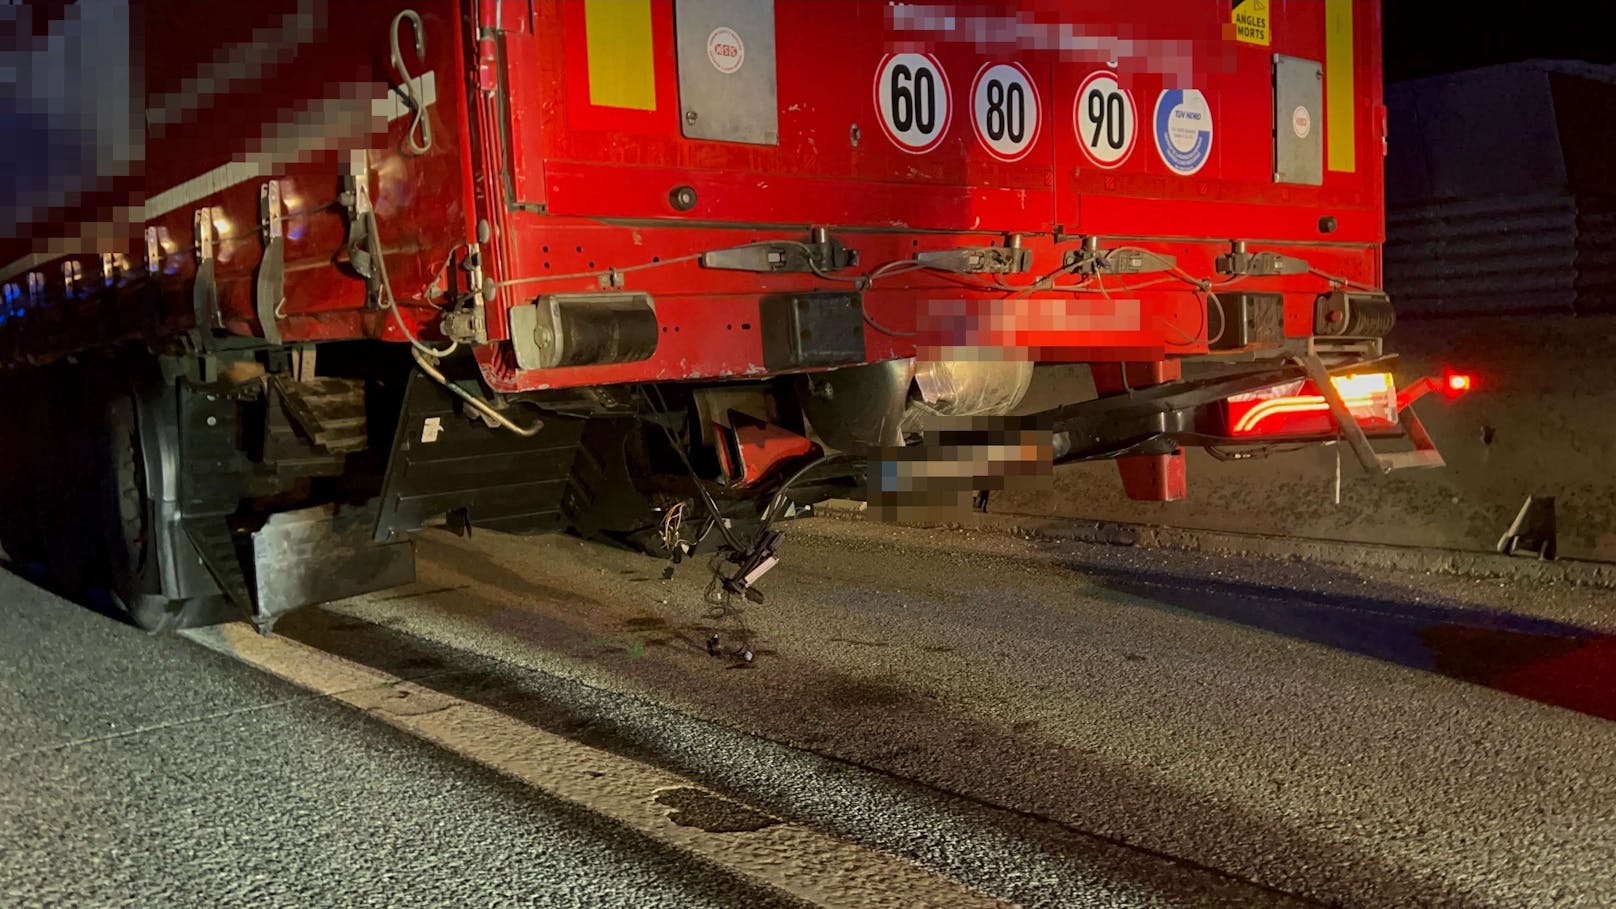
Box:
xmin=184 ymin=623 xmax=1011 ymax=909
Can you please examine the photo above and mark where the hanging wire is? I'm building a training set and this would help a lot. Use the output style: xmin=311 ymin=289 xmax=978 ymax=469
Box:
xmin=636 ymin=385 xmax=747 ymax=553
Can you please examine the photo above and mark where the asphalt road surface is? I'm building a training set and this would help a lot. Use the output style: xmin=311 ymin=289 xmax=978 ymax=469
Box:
xmin=3 ymin=517 xmax=1614 ymax=907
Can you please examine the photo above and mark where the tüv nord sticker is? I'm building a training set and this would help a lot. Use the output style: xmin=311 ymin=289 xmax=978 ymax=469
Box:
xmin=1153 ymin=89 xmax=1213 ymax=176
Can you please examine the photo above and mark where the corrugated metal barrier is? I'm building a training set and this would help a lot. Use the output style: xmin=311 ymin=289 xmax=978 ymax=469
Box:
xmin=1385 ymin=62 xmax=1616 ymax=319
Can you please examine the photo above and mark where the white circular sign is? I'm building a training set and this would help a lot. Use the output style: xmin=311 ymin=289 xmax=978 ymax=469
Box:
xmin=1073 ymin=72 xmax=1138 ymax=168
xmin=970 ymin=62 xmax=1040 ymax=161
xmin=873 ymin=53 xmax=952 ymax=154
xmin=1292 ymin=105 xmax=1312 ymax=139
xmin=707 ymin=27 xmax=744 ymax=74
xmin=1153 ymin=88 xmax=1214 ymax=176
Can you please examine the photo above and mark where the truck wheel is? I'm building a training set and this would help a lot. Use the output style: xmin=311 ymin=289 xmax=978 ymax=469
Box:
xmin=18 ymin=357 xmax=228 ymax=630
xmin=27 ymin=361 xmax=115 ymax=599
xmin=99 ymin=365 xmax=236 ymax=631
xmin=0 ymin=369 xmax=45 ymax=572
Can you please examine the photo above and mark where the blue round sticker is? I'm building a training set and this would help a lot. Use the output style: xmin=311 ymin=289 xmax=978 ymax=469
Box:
xmin=1153 ymin=89 xmax=1213 ymax=175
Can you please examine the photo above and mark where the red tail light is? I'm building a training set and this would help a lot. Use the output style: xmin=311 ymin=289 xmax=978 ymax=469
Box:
xmin=1227 ymin=372 xmax=1399 ymax=437
xmin=1395 ymin=370 xmax=1477 ymax=410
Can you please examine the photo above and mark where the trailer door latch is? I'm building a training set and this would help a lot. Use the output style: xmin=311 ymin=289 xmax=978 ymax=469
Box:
xmin=701 ymin=228 xmax=858 ymax=275
xmin=913 ymin=245 xmax=1032 ymax=275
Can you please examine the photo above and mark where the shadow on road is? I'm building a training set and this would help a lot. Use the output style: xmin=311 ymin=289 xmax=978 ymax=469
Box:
xmin=273 ymin=603 xmax=1383 ymax=907
xmin=1073 ymin=563 xmax=1616 ymax=722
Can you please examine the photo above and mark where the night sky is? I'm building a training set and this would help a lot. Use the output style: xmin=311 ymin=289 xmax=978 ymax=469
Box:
xmin=1382 ymin=5 xmax=1614 ymax=83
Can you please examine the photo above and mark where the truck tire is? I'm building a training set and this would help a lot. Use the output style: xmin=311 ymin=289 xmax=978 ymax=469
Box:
xmin=28 ymin=360 xmax=113 ymax=599
xmin=12 ymin=356 xmax=230 ymax=630
xmin=0 ymin=369 xmax=46 ymax=573
xmin=100 ymin=361 xmax=237 ymax=631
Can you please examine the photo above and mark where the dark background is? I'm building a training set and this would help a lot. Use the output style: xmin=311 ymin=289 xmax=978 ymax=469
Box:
xmin=1383 ymin=6 xmax=1614 ymax=82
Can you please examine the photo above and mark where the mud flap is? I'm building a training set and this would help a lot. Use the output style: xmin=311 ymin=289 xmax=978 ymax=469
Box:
xmin=251 ymin=503 xmax=415 ymax=629
xmin=177 ymin=378 xmax=413 ymax=630
xmin=373 ymin=364 xmax=586 ymax=543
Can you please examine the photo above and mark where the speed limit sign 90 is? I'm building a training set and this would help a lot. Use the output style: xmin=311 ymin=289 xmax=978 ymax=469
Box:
xmin=970 ymin=62 xmax=1041 ymax=161
xmin=873 ymin=53 xmax=952 ymax=154
xmin=1074 ymin=71 xmax=1138 ymax=168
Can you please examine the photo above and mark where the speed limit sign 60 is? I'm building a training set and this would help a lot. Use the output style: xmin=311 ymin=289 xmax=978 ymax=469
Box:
xmin=873 ymin=53 xmax=952 ymax=154
xmin=1074 ymin=71 xmax=1138 ymax=168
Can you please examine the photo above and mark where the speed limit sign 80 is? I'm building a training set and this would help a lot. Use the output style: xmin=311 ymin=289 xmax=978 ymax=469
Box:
xmin=1073 ymin=71 xmax=1138 ymax=168
xmin=970 ymin=62 xmax=1041 ymax=161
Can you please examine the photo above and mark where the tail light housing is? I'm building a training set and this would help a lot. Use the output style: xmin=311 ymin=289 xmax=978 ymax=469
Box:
xmin=1226 ymin=372 xmax=1399 ymax=437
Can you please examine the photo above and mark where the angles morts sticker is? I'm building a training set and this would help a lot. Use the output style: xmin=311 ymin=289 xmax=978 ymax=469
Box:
xmin=1230 ymin=0 xmax=1271 ymax=46
xmin=1152 ymin=89 xmax=1213 ymax=176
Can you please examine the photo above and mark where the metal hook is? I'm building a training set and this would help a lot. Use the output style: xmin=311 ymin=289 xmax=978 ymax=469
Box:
xmin=389 ymin=9 xmax=433 ymax=155
xmin=391 ymin=8 xmax=425 ymax=62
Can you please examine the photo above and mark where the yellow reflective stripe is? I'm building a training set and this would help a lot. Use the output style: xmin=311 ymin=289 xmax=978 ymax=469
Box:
xmin=584 ymin=0 xmax=656 ymax=110
xmin=1325 ymin=0 xmax=1356 ymax=173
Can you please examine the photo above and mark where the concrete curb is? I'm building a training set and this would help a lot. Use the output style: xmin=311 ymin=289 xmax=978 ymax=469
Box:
xmin=812 ymin=501 xmax=1616 ymax=589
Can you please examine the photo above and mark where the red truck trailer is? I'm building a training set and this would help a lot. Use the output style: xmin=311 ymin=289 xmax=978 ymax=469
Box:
xmin=0 ymin=0 xmax=1459 ymax=632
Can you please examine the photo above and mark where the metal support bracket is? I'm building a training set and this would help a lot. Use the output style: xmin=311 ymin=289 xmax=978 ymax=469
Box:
xmin=1298 ymin=350 xmax=1389 ymax=474
xmin=145 ymin=227 xmax=161 ymax=274
xmin=1380 ymin=406 xmax=1446 ymax=470
xmin=1497 ymin=496 xmax=1557 ymax=560
xmin=1298 ymin=348 xmax=1446 ymax=474
xmin=341 ymin=152 xmax=376 ymax=294
xmin=439 ymin=243 xmax=489 ymax=344
xmin=191 ymin=207 xmax=220 ymax=351
xmin=62 ymin=260 xmax=82 ymax=297
xmin=257 ymin=181 xmax=285 ymax=346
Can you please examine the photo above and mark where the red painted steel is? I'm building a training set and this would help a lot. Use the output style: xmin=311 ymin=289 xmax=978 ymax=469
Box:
xmin=1116 ymin=451 xmax=1189 ymax=503
xmin=1093 ymin=360 xmax=1187 ymax=501
xmin=716 ymin=418 xmax=821 ymax=488
xmin=1 ymin=0 xmax=1388 ymax=405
